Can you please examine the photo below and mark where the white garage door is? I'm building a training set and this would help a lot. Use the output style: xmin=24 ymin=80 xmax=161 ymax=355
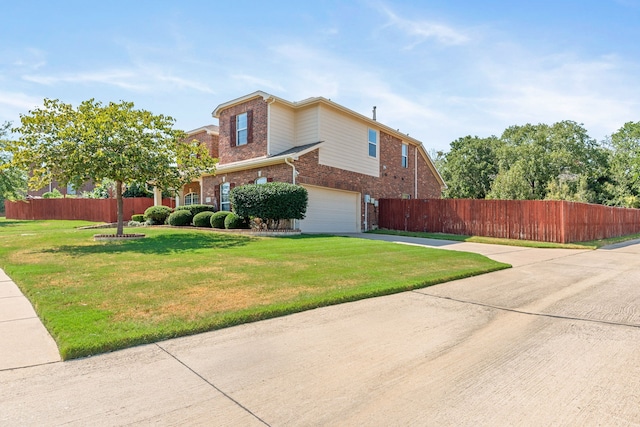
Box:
xmin=299 ymin=186 xmax=360 ymax=233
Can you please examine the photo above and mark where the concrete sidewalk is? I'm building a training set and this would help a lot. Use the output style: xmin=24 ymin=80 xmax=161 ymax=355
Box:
xmin=338 ymin=232 xmax=591 ymax=267
xmin=0 ymin=269 xmax=60 ymax=370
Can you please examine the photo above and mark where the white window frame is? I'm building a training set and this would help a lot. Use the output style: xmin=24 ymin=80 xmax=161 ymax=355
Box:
xmin=236 ymin=113 xmax=248 ymax=146
xmin=401 ymin=144 xmax=408 ymax=168
xmin=220 ymin=182 xmax=231 ymax=211
xmin=368 ymin=128 xmax=377 ymax=158
xmin=184 ymin=192 xmax=199 ymax=206
xmin=255 ymin=177 xmax=267 ymax=184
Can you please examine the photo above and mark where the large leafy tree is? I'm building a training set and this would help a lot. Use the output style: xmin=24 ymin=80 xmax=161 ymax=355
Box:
xmin=606 ymin=121 xmax=640 ymax=207
xmin=0 ymin=122 xmax=27 ymax=209
xmin=9 ymin=99 xmax=216 ymax=235
xmin=439 ymin=135 xmax=502 ymax=199
xmin=488 ymin=121 xmax=605 ymax=201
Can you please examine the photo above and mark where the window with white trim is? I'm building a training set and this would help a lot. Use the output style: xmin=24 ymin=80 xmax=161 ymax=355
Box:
xmin=236 ymin=113 xmax=248 ymax=146
xmin=255 ymin=177 xmax=267 ymax=184
xmin=220 ymin=183 xmax=231 ymax=211
xmin=368 ymin=128 xmax=377 ymax=158
xmin=401 ymin=144 xmax=408 ymax=168
xmin=184 ymin=192 xmax=199 ymax=206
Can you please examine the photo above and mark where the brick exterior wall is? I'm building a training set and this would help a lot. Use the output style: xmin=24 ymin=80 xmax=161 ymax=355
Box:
xmin=188 ymin=130 xmax=219 ymax=159
xmin=200 ymin=130 xmax=442 ymax=230
xmin=217 ymin=97 xmax=268 ymax=164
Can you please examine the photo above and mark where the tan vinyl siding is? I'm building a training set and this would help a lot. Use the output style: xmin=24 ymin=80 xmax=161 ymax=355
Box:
xmin=269 ymin=103 xmax=295 ymax=155
xmin=317 ymin=105 xmax=379 ymax=177
xmin=295 ymin=106 xmax=320 ymax=145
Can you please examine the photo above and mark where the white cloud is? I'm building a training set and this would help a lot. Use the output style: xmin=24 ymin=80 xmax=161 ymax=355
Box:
xmin=376 ymin=3 xmax=470 ymax=47
xmin=0 ymin=91 xmax=43 ymax=125
xmin=22 ymin=66 xmax=215 ymax=94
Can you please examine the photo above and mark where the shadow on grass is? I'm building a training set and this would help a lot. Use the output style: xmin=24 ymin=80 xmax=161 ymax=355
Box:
xmin=42 ymin=232 xmax=254 ymax=256
xmin=0 ymin=219 xmax=27 ymax=227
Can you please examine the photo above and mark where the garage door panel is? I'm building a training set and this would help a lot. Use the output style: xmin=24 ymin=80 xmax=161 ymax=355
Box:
xmin=299 ymin=186 xmax=360 ymax=233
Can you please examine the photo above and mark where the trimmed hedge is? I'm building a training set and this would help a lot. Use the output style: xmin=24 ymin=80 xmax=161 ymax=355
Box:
xmin=144 ymin=206 xmax=172 ymax=225
xmin=230 ymin=182 xmax=307 ymax=229
xmin=210 ymin=211 xmax=232 ymax=229
xmin=193 ymin=211 xmax=214 ymax=228
xmin=168 ymin=210 xmax=193 ymax=226
xmin=224 ymin=213 xmax=249 ymax=229
xmin=131 ymin=214 xmax=145 ymax=223
xmin=175 ymin=204 xmax=217 ymax=216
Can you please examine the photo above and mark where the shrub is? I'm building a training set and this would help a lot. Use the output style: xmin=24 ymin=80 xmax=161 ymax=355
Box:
xmin=42 ymin=188 xmax=63 ymax=199
xmin=193 ymin=211 xmax=214 ymax=228
xmin=168 ymin=210 xmax=193 ymax=226
xmin=181 ymin=204 xmax=217 ymax=215
xmin=230 ymin=182 xmax=308 ymax=229
xmin=224 ymin=212 xmax=249 ymax=229
xmin=174 ymin=204 xmax=216 ymax=215
xmin=131 ymin=214 xmax=145 ymax=222
xmin=210 ymin=211 xmax=232 ymax=229
xmin=127 ymin=220 xmax=145 ymax=227
xmin=143 ymin=205 xmax=172 ymax=225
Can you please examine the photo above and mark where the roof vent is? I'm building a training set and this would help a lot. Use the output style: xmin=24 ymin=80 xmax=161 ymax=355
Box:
xmin=372 ymin=106 xmax=377 ymax=121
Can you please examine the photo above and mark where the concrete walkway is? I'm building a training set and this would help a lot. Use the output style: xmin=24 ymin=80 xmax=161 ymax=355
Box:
xmin=0 ymin=269 xmax=60 ymax=370
xmin=2 ymin=237 xmax=640 ymax=425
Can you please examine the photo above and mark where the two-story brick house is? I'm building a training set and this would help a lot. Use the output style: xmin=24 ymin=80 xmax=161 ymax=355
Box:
xmin=180 ymin=91 xmax=445 ymax=232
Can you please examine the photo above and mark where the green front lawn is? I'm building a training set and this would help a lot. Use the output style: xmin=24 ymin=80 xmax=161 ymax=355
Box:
xmin=0 ymin=219 xmax=509 ymax=360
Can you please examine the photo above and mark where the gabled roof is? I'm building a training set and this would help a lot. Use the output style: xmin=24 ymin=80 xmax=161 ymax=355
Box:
xmin=186 ymin=124 xmax=219 ymax=136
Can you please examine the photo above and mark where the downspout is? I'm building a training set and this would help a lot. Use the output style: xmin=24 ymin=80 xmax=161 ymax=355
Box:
xmin=285 ymin=156 xmax=297 ymax=229
xmin=414 ymin=146 xmax=418 ymax=198
xmin=285 ymin=157 xmax=297 ymax=185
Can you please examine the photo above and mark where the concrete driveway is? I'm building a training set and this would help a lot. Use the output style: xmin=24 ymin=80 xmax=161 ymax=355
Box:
xmin=1 ymin=237 xmax=640 ymax=426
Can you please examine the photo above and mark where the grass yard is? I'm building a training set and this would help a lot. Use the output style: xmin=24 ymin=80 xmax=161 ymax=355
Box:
xmin=367 ymin=229 xmax=637 ymax=249
xmin=0 ymin=219 xmax=509 ymax=360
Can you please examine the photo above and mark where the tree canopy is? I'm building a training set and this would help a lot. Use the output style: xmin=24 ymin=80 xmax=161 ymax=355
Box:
xmin=438 ymin=120 xmax=616 ymax=205
xmin=9 ymin=99 xmax=217 ymax=234
xmin=0 ymin=122 xmax=27 ymax=208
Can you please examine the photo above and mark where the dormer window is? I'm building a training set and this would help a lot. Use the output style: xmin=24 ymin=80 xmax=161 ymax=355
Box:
xmin=368 ymin=129 xmax=377 ymax=158
xmin=230 ymin=110 xmax=253 ymax=147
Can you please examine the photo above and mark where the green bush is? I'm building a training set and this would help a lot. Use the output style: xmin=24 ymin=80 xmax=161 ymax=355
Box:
xmin=230 ymin=182 xmax=308 ymax=229
xmin=42 ymin=188 xmax=63 ymax=199
xmin=179 ymin=204 xmax=217 ymax=215
xmin=210 ymin=211 xmax=232 ymax=229
xmin=131 ymin=214 xmax=145 ymax=222
xmin=193 ymin=211 xmax=214 ymax=228
xmin=224 ymin=212 xmax=249 ymax=229
xmin=143 ymin=205 xmax=172 ymax=225
xmin=168 ymin=210 xmax=193 ymax=226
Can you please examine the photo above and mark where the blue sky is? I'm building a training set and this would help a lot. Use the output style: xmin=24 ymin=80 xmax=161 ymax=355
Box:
xmin=2 ymin=0 xmax=639 ymax=152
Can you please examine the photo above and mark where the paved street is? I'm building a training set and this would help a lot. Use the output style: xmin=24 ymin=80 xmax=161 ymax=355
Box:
xmin=1 ymin=237 xmax=639 ymax=426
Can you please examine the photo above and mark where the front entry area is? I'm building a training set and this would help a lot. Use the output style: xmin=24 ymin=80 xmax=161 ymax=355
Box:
xmin=299 ymin=185 xmax=361 ymax=233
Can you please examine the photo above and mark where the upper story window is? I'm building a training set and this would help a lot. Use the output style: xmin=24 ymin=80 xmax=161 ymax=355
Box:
xmin=230 ymin=110 xmax=253 ymax=147
xmin=368 ymin=128 xmax=377 ymax=158
xmin=236 ymin=113 xmax=248 ymax=146
xmin=401 ymin=144 xmax=408 ymax=168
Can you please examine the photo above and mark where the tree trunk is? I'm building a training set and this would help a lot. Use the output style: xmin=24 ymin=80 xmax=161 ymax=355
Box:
xmin=116 ymin=180 xmax=124 ymax=236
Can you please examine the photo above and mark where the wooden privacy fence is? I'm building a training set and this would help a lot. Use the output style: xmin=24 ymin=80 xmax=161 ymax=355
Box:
xmin=379 ymin=198 xmax=640 ymax=243
xmin=4 ymin=198 xmax=176 ymax=223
